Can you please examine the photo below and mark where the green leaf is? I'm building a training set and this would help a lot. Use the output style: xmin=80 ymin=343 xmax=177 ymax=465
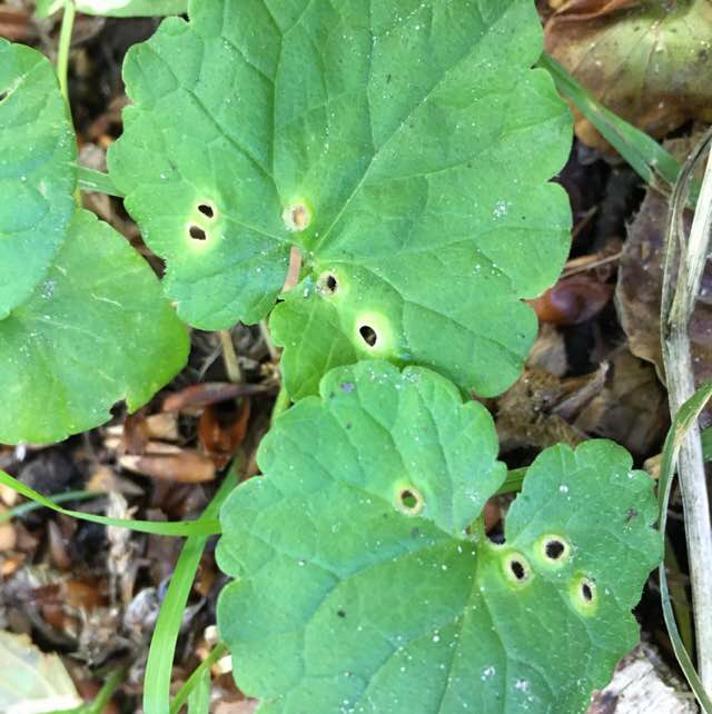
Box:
xmin=0 ymin=209 xmax=189 ymax=444
xmin=108 ymin=0 xmax=572 ymax=399
xmin=0 ymin=39 xmax=76 ymax=318
xmin=35 ymin=0 xmax=187 ymax=18
xmin=0 ymin=39 xmax=189 ymax=444
xmin=216 ymin=361 xmax=661 ymax=714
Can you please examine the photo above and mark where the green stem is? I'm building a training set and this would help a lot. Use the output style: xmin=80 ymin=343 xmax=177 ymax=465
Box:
xmin=271 ymin=384 xmax=291 ymax=425
xmin=169 ymin=642 xmax=228 ymax=714
xmin=57 ymin=0 xmax=76 ymax=105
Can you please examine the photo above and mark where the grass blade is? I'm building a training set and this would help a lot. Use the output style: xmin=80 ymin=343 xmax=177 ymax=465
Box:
xmin=538 ymin=53 xmax=682 ymax=192
xmin=0 ymin=469 xmax=220 ymax=537
xmin=170 ymin=643 xmax=227 ymax=714
xmin=0 ymin=489 xmax=102 ymax=523
xmin=702 ymin=427 xmax=712 ymax=461
xmin=143 ymin=468 xmax=237 ymax=714
xmin=187 ymin=666 xmax=211 ymax=714
xmin=77 ymin=166 xmax=124 ymax=197
xmin=658 ymin=382 xmax=712 ymax=712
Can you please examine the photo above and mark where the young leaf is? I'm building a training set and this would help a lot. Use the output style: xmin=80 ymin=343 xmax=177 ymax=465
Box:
xmin=216 ymin=361 xmax=661 ymax=714
xmin=0 ymin=39 xmax=76 ymax=318
xmin=108 ymin=0 xmax=572 ymax=399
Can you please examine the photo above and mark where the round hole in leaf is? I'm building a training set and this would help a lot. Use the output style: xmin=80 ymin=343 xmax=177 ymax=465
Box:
xmin=546 ymin=540 xmax=565 ymax=559
xmin=282 ymin=202 xmax=311 ymax=232
xmin=538 ymin=534 xmax=570 ymax=564
xmin=189 ymin=225 xmax=207 ymax=241
xmin=197 ymin=202 xmax=215 ymax=219
xmin=503 ymin=553 xmax=531 ymax=585
xmin=359 ymin=324 xmax=377 ymax=348
xmin=395 ymin=486 xmax=424 ymax=516
xmin=570 ymin=575 xmax=598 ymax=613
xmin=317 ymin=272 xmax=338 ymax=296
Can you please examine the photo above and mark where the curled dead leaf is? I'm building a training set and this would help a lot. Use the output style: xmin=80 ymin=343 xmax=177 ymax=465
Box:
xmin=119 ymin=449 xmax=216 ymax=484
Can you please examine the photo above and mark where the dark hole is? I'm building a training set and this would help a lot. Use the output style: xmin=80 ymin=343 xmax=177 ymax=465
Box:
xmin=326 ymin=274 xmax=338 ymax=292
xmin=359 ymin=324 xmax=377 ymax=347
xmin=400 ymin=489 xmax=418 ymax=509
xmin=337 ymin=609 xmax=346 ymax=618
xmin=581 ymin=582 xmax=593 ymax=602
xmin=198 ymin=203 xmax=214 ymax=218
xmin=189 ymin=225 xmax=207 ymax=241
xmin=510 ymin=560 xmax=526 ymax=581
xmin=545 ymin=540 xmax=565 ymax=560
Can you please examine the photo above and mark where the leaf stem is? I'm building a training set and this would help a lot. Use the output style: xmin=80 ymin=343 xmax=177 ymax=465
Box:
xmin=661 ymin=127 xmax=712 ymax=691
xmin=57 ymin=0 xmax=76 ymax=105
xmin=219 ymin=330 xmax=242 ymax=384
xmin=271 ymin=384 xmax=291 ymax=425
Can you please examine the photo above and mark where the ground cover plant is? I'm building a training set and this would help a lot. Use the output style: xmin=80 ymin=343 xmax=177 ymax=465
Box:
xmin=1 ymin=0 xmax=711 ymax=712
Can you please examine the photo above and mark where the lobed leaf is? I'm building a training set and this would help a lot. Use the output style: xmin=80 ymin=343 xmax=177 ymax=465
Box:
xmin=216 ymin=361 xmax=661 ymax=714
xmin=0 ymin=39 xmax=76 ymax=318
xmin=1 ymin=41 xmax=189 ymax=445
xmin=108 ymin=0 xmax=572 ymax=399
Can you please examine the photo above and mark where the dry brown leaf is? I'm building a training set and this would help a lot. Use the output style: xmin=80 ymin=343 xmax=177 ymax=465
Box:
xmin=163 ymin=382 xmax=267 ymax=414
xmin=615 ymin=139 xmax=712 ymax=417
xmin=0 ymin=6 xmax=37 ymax=43
xmin=495 ymin=367 xmax=595 ymax=451
xmin=0 ymin=508 xmax=16 ymax=552
xmin=545 ymin=0 xmax=712 ymax=150
xmin=119 ymin=450 xmax=216 ymax=484
xmin=574 ymin=348 xmax=669 ymax=456
xmin=199 ymin=400 xmax=250 ymax=469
